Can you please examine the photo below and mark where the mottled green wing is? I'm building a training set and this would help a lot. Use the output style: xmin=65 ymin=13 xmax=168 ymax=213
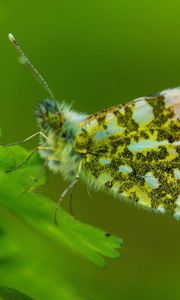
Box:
xmin=76 ymin=88 xmax=180 ymax=218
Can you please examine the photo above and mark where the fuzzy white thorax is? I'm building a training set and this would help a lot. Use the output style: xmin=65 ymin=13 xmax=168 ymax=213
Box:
xmin=37 ymin=100 xmax=87 ymax=181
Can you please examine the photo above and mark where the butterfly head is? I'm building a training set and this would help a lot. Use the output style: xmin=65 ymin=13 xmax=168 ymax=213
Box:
xmin=36 ymin=99 xmax=64 ymax=133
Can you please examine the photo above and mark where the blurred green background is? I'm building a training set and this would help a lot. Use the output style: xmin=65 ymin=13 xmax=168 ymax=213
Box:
xmin=0 ymin=0 xmax=180 ymax=299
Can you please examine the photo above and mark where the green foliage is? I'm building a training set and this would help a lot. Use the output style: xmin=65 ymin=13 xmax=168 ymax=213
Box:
xmin=0 ymin=145 xmax=123 ymax=299
xmin=0 ymin=286 xmax=34 ymax=300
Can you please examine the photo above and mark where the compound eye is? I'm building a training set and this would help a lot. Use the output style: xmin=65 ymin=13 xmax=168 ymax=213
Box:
xmin=36 ymin=99 xmax=64 ymax=132
xmin=48 ymin=111 xmax=63 ymax=130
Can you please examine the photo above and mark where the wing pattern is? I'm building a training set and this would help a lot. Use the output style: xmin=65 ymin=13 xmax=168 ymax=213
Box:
xmin=75 ymin=88 xmax=180 ymax=218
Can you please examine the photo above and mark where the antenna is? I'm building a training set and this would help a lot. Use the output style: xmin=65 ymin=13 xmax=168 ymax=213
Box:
xmin=8 ymin=33 xmax=55 ymax=99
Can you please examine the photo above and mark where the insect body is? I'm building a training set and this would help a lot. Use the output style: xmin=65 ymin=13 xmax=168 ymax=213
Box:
xmin=36 ymin=88 xmax=180 ymax=219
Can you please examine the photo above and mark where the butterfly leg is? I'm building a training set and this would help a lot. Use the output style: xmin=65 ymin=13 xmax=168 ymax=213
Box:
xmin=54 ymin=175 xmax=79 ymax=225
xmin=5 ymin=144 xmax=55 ymax=173
xmin=6 ymin=148 xmax=39 ymax=173
xmin=1 ymin=131 xmax=49 ymax=172
xmin=68 ymin=189 xmax=75 ymax=216
xmin=0 ymin=131 xmax=48 ymax=146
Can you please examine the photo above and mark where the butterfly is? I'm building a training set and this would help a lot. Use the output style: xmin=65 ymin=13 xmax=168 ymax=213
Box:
xmin=4 ymin=34 xmax=180 ymax=224
xmin=36 ymin=88 xmax=180 ymax=222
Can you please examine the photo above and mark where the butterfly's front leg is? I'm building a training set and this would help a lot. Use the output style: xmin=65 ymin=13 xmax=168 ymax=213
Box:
xmin=54 ymin=174 xmax=80 ymax=225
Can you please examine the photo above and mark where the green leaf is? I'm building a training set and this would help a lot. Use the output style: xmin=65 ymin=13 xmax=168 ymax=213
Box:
xmin=0 ymin=286 xmax=34 ymax=300
xmin=0 ymin=145 xmax=123 ymax=268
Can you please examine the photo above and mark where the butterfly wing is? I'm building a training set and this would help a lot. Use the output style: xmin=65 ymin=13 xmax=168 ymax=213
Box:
xmin=76 ymin=88 xmax=180 ymax=218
